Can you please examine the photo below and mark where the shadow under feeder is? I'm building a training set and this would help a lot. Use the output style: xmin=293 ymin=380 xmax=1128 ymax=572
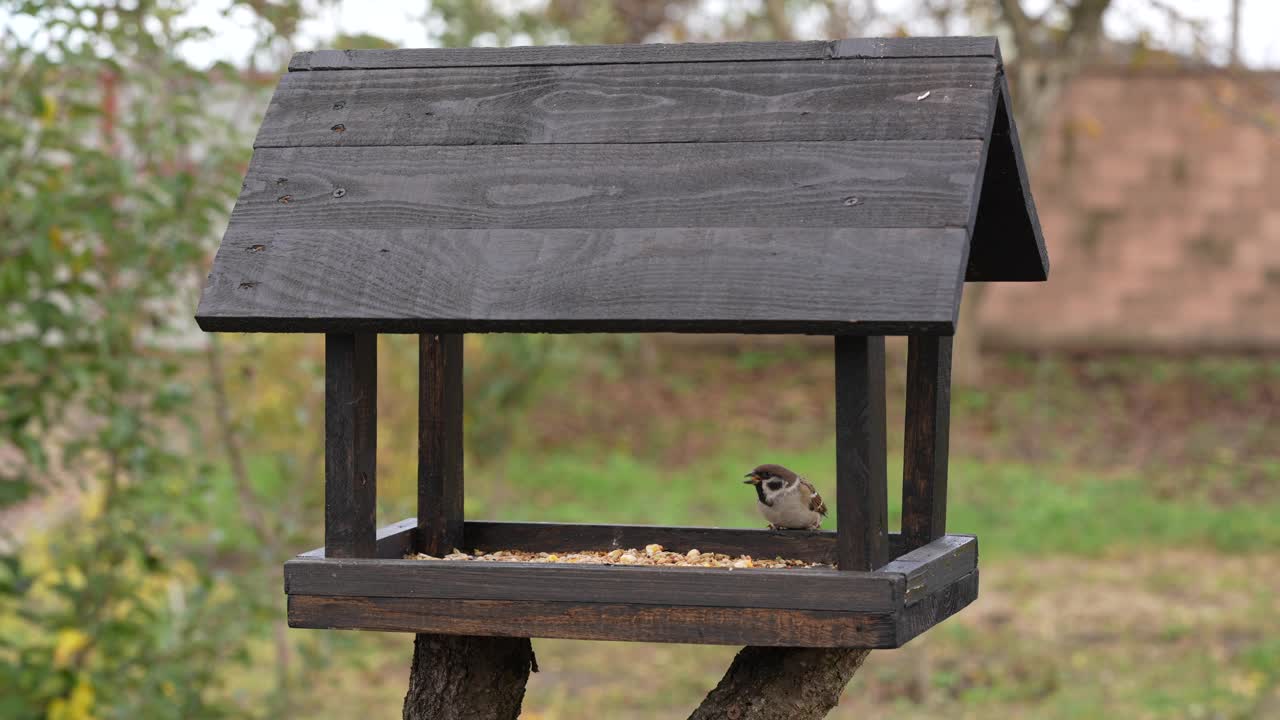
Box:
xmin=196 ymin=35 xmax=1047 ymax=649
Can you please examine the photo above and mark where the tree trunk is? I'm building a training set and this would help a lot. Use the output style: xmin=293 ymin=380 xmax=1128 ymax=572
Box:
xmin=401 ymin=638 xmax=870 ymax=719
xmin=952 ymin=283 xmax=988 ymax=386
xmin=402 ymin=634 xmax=538 ymax=720
xmin=688 ymin=647 xmax=872 ymax=720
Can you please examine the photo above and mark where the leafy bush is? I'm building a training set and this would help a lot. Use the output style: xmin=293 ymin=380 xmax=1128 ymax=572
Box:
xmin=0 ymin=2 xmax=299 ymax=716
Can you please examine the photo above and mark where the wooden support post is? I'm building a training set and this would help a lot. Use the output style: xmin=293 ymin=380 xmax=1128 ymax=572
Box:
xmin=902 ymin=335 xmax=953 ymax=551
xmin=325 ymin=333 xmax=377 ymax=558
xmin=834 ymin=336 xmax=888 ymax=571
xmin=418 ymin=334 xmax=464 ymax=556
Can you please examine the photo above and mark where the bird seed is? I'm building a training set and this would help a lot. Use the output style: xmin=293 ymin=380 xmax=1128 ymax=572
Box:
xmin=407 ymin=545 xmax=825 ymax=569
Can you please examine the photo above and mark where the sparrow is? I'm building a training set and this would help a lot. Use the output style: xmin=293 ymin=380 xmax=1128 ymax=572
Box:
xmin=743 ymin=464 xmax=827 ymax=530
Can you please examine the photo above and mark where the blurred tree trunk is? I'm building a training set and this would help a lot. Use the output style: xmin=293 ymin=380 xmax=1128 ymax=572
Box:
xmin=1229 ymin=0 xmax=1241 ymax=66
xmin=952 ymin=0 xmax=1114 ymax=385
xmin=402 ymin=635 xmax=537 ymax=720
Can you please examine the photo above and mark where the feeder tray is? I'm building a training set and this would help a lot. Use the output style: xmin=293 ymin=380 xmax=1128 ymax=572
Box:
xmin=285 ymin=519 xmax=977 ymax=647
xmin=197 ymin=36 xmax=1045 ymax=649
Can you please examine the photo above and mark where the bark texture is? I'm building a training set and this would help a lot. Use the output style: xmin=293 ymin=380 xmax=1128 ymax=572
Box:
xmin=688 ymin=647 xmax=872 ymax=720
xmin=402 ymin=637 xmax=869 ymax=719
xmin=402 ymin=634 xmax=537 ymax=720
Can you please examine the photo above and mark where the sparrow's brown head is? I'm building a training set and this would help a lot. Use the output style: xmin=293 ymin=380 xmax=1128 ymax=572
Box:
xmin=744 ymin=464 xmax=797 ymax=492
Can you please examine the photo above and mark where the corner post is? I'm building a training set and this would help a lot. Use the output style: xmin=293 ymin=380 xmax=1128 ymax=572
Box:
xmin=325 ymin=333 xmax=378 ymax=558
xmin=834 ymin=336 xmax=889 ymax=571
xmin=418 ymin=334 xmax=464 ymax=556
xmin=902 ymin=335 xmax=953 ymax=550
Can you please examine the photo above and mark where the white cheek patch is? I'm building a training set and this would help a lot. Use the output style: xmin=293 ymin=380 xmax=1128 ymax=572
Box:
xmin=762 ymin=482 xmax=794 ymax=503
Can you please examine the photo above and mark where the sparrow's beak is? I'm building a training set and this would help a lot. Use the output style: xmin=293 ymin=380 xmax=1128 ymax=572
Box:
xmin=743 ymin=473 xmax=759 ymax=485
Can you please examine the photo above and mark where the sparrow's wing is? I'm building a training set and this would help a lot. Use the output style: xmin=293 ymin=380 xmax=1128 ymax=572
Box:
xmin=798 ymin=477 xmax=828 ymax=516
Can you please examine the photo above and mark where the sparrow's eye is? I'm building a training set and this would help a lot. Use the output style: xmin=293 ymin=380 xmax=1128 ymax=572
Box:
xmin=767 ymin=480 xmax=783 ymax=491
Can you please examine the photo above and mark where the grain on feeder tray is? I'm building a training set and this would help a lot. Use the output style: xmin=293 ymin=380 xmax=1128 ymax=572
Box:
xmin=407 ymin=547 xmax=824 ymax=569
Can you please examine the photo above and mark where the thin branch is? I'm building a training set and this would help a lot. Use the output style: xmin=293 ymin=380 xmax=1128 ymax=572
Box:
xmin=997 ymin=0 xmax=1037 ymax=56
xmin=1060 ymin=0 xmax=1111 ymax=58
xmin=763 ymin=0 xmax=795 ymax=41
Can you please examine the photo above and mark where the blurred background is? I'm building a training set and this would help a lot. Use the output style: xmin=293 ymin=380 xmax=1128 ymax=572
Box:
xmin=1 ymin=1 xmax=1277 ymax=718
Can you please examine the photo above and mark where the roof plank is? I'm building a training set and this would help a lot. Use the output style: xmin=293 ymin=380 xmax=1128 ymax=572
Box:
xmin=256 ymin=58 xmax=999 ymax=148
xmin=231 ymin=141 xmax=982 ymax=231
xmin=195 ymin=227 xmax=967 ymax=334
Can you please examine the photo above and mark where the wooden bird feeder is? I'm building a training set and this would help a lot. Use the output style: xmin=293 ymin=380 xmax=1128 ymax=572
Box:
xmin=196 ymin=36 xmax=1046 ymax=649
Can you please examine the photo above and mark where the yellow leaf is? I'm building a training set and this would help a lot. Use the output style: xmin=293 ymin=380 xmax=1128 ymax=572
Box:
xmin=53 ymin=629 xmax=90 ymax=668
xmin=67 ymin=677 xmax=95 ymax=719
xmin=40 ymin=92 xmax=58 ymax=128
xmin=49 ymin=677 xmax=96 ymax=720
xmin=48 ymin=226 xmax=64 ymax=251
xmin=64 ymin=566 xmax=85 ymax=590
xmin=80 ymin=489 xmax=105 ymax=521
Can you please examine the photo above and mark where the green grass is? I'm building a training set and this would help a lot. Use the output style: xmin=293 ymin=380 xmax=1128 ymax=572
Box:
xmin=193 ymin=350 xmax=1279 ymax=718
xmin=460 ymin=445 xmax=1280 ymax=558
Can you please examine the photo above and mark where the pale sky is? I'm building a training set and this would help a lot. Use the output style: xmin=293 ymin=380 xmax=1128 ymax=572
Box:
xmin=5 ymin=1 xmax=1278 ymax=69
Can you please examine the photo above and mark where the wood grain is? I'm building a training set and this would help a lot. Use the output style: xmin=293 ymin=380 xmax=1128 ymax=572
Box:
xmin=283 ymin=557 xmax=902 ymax=612
xmin=417 ymin=334 xmax=464 ymax=556
xmin=878 ymin=534 xmax=975 ymax=605
xmin=324 ymin=333 xmax=377 ymax=558
xmin=896 ymin=569 xmax=979 ymax=646
xmin=256 ymin=58 xmax=998 ymax=148
xmin=901 ymin=335 xmax=953 ymax=550
xmin=288 ymin=37 xmax=1001 ymax=71
xmin=197 ymin=36 xmax=1052 ymax=334
xmin=195 ymin=226 xmax=967 ymax=335
xmin=835 ymin=336 xmax=889 ymax=571
xmin=226 ymin=142 xmax=981 ymax=232
xmin=300 ymin=517 xmax=416 ymax=560
xmin=285 ymin=529 xmax=979 ymax=644
xmin=288 ymin=595 xmax=900 ymax=647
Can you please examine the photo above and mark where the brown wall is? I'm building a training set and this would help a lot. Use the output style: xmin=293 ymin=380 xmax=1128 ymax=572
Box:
xmin=982 ymin=68 xmax=1280 ymax=352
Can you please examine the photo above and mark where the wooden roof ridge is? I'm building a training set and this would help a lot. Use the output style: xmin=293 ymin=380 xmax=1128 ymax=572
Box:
xmin=289 ymin=36 xmax=1003 ymax=72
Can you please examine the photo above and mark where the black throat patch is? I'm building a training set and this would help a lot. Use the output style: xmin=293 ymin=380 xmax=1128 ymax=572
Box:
xmin=753 ymin=482 xmax=771 ymax=507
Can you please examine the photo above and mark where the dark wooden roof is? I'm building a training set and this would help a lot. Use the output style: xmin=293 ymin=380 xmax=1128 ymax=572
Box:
xmin=197 ymin=37 xmax=1046 ymax=335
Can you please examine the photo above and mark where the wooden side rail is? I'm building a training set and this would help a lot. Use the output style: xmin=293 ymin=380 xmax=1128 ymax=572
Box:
xmin=285 ymin=532 xmax=977 ymax=648
xmin=298 ymin=519 xmax=935 ymax=566
xmin=288 ymin=595 xmax=905 ymax=647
